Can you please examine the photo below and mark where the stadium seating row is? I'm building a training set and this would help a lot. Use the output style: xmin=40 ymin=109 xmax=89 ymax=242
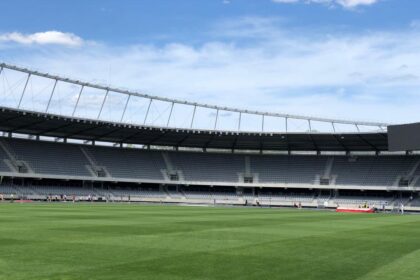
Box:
xmin=1 ymin=137 xmax=420 ymax=188
xmin=1 ymin=182 xmax=416 ymax=208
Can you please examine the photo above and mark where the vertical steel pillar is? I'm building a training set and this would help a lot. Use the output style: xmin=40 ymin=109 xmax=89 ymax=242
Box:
xmin=285 ymin=117 xmax=288 ymax=133
xmin=238 ymin=112 xmax=242 ymax=131
xmin=331 ymin=122 xmax=336 ymax=133
xmin=355 ymin=124 xmax=360 ymax=132
xmin=167 ymin=102 xmax=174 ymax=127
xmin=214 ymin=109 xmax=219 ymax=130
xmin=0 ymin=67 xmax=3 ymax=93
xmin=72 ymin=85 xmax=84 ymax=117
xmin=97 ymin=89 xmax=109 ymax=119
xmin=308 ymin=120 xmax=312 ymax=132
xmin=261 ymin=115 xmax=265 ymax=132
xmin=17 ymin=73 xmax=31 ymax=109
xmin=190 ymin=105 xmax=197 ymax=129
xmin=45 ymin=79 xmax=58 ymax=113
xmin=143 ymin=98 xmax=153 ymax=125
xmin=120 ymin=95 xmax=131 ymax=122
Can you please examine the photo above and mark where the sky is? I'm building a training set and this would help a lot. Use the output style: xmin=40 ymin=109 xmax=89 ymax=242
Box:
xmin=1 ymin=0 xmax=420 ymax=126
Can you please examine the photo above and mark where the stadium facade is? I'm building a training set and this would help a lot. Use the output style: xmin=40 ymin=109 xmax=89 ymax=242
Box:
xmin=0 ymin=63 xmax=419 ymax=211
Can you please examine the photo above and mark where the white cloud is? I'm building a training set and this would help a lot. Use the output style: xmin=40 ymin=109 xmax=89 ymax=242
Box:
xmin=337 ymin=0 xmax=378 ymax=8
xmin=272 ymin=0 xmax=379 ymax=9
xmin=0 ymin=31 xmax=83 ymax=47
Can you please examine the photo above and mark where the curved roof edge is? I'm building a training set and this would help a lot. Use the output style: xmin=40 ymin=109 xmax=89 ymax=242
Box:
xmin=0 ymin=62 xmax=389 ymax=129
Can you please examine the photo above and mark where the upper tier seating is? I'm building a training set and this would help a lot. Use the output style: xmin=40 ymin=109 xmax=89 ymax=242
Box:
xmin=169 ymin=152 xmax=244 ymax=182
xmin=0 ymin=137 xmax=418 ymax=188
xmin=4 ymin=138 xmax=91 ymax=176
xmin=332 ymin=156 xmax=416 ymax=187
xmin=251 ymin=155 xmax=327 ymax=184
xmin=86 ymin=145 xmax=165 ymax=180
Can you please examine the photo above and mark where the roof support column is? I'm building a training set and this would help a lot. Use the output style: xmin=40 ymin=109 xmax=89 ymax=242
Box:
xmin=45 ymin=79 xmax=58 ymax=113
xmin=308 ymin=120 xmax=312 ymax=132
xmin=97 ymin=89 xmax=109 ymax=119
xmin=238 ymin=112 xmax=242 ymax=132
xmin=143 ymin=98 xmax=153 ymax=125
xmin=285 ymin=117 xmax=288 ymax=133
xmin=261 ymin=115 xmax=265 ymax=132
xmin=120 ymin=95 xmax=131 ymax=122
xmin=190 ymin=105 xmax=197 ymax=129
xmin=17 ymin=73 xmax=31 ymax=109
xmin=166 ymin=102 xmax=174 ymax=127
xmin=331 ymin=122 xmax=336 ymax=133
xmin=214 ymin=109 xmax=219 ymax=130
xmin=72 ymin=85 xmax=84 ymax=117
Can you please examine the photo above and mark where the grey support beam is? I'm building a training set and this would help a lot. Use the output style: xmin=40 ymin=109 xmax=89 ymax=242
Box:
xmin=120 ymin=95 xmax=131 ymax=122
xmin=97 ymin=89 xmax=109 ymax=119
xmin=190 ymin=105 xmax=197 ymax=129
xmin=167 ymin=102 xmax=174 ymax=127
xmin=72 ymin=85 xmax=84 ymax=117
xmin=143 ymin=98 xmax=153 ymax=125
xmin=45 ymin=79 xmax=58 ymax=113
xmin=214 ymin=109 xmax=219 ymax=130
xmin=17 ymin=73 xmax=31 ymax=109
xmin=238 ymin=112 xmax=242 ymax=132
xmin=262 ymin=115 xmax=265 ymax=132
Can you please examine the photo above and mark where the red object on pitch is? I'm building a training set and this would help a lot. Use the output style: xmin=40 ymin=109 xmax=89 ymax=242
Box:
xmin=336 ymin=207 xmax=375 ymax=213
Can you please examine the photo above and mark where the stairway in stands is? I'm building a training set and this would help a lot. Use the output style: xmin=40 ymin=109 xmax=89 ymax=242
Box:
xmin=161 ymin=152 xmax=185 ymax=183
xmin=0 ymin=138 xmax=33 ymax=173
xmin=80 ymin=146 xmax=110 ymax=178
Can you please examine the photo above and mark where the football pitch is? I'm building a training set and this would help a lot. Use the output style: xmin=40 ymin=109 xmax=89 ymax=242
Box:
xmin=0 ymin=203 xmax=420 ymax=280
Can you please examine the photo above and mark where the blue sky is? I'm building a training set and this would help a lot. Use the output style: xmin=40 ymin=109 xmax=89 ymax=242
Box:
xmin=1 ymin=0 xmax=418 ymax=45
xmin=1 ymin=0 xmax=420 ymax=125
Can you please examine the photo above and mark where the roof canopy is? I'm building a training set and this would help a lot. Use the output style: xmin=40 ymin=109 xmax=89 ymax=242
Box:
xmin=0 ymin=63 xmax=388 ymax=134
xmin=0 ymin=107 xmax=388 ymax=152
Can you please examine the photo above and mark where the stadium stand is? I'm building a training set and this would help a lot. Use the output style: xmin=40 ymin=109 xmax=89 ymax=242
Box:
xmin=1 ymin=137 xmax=420 ymax=188
xmin=331 ymin=156 xmax=417 ymax=187
xmin=250 ymin=155 xmax=327 ymax=184
xmin=85 ymin=145 xmax=165 ymax=180
xmin=169 ymin=152 xmax=244 ymax=182
xmin=0 ymin=63 xmax=418 ymax=212
xmin=0 ymin=136 xmax=418 ymax=210
xmin=4 ymin=138 xmax=91 ymax=176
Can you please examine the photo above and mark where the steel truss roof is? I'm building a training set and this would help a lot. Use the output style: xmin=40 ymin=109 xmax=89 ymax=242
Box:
xmin=0 ymin=62 xmax=388 ymax=133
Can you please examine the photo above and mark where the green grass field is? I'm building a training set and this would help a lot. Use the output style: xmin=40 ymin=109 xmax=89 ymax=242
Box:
xmin=0 ymin=203 xmax=420 ymax=280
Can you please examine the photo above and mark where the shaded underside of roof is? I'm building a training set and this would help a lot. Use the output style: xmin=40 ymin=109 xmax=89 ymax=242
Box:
xmin=0 ymin=107 xmax=388 ymax=151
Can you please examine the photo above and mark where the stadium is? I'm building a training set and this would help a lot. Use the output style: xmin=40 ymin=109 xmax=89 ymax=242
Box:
xmin=0 ymin=62 xmax=418 ymax=211
xmin=2 ymin=1 xmax=420 ymax=278
xmin=1 ymin=61 xmax=420 ymax=279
